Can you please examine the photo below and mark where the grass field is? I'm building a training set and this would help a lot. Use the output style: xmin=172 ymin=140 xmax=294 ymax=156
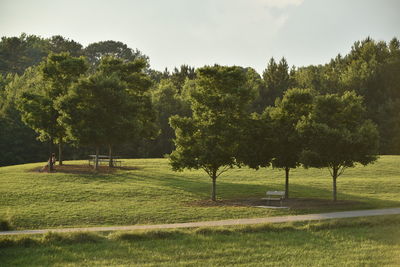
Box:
xmin=0 ymin=156 xmax=399 ymax=230
xmin=1 ymin=215 xmax=399 ymax=266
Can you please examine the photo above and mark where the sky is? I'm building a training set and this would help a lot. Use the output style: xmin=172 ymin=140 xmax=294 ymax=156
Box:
xmin=0 ymin=0 xmax=399 ymax=73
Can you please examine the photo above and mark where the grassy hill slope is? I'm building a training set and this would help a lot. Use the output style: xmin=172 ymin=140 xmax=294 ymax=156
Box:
xmin=0 ymin=156 xmax=399 ymax=230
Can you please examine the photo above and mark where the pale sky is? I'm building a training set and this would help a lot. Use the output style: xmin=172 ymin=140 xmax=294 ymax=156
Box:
xmin=0 ymin=0 xmax=399 ymax=73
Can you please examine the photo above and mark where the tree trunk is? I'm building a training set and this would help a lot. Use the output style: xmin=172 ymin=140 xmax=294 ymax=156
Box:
xmin=94 ymin=146 xmax=99 ymax=171
xmin=285 ymin=167 xmax=290 ymax=199
xmin=332 ymin=166 xmax=338 ymax=202
xmin=58 ymin=140 xmax=63 ymax=166
xmin=49 ymin=136 xmax=54 ymax=172
xmin=108 ymin=144 xmax=113 ymax=168
xmin=211 ymin=170 xmax=217 ymax=201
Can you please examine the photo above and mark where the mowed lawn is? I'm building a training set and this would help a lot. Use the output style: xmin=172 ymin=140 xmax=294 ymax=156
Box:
xmin=1 ymin=216 xmax=399 ymax=266
xmin=0 ymin=156 xmax=399 ymax=230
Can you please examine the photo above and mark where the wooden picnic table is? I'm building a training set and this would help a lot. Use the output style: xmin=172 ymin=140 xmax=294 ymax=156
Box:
xmin=88 ymin=155 xmax=122 ymax=167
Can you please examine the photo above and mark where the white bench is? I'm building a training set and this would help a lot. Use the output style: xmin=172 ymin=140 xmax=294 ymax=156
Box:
xmin=262 ymin=191 xmax=285 ymax=206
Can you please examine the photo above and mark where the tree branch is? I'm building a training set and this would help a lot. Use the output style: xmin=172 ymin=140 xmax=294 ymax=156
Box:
xmin=328 ymin=166 xmax=333 ymax=177
xmin=216 ymin=165 xmax=231 ymax=178
xmin=202 ymin=166 xmax=212 ymax=178
xmin=337 ymin=165 xmax=346 ymax=177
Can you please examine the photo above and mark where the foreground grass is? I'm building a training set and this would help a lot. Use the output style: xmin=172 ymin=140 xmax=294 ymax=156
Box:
xmin=1 ymin=216 xmax=399 ymax=266
xmin=0 ymin=156 xmax=399 ymax=230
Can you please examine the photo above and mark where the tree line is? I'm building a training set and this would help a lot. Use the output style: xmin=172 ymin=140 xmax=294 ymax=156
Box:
xmin=170 ymin=66 xmax=378 ymax=202
xmin=0 ymin=34 xmax=399 ymax=170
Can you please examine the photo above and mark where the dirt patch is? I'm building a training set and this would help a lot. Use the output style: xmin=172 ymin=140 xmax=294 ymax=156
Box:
xmin=28 ymin=164 xmax=134 ymax=174
xmin=188 ymin=198 xmax=361 ymax=210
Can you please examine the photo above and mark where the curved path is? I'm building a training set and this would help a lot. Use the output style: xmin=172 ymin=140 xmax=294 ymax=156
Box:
xmin=1 ymin=208 xmax=400 ymax=236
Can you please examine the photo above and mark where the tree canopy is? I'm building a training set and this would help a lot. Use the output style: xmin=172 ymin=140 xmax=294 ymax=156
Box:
xmin=17 ymin=53 xmax=88 ymax=169
xmin=57 ymin=57 xmax=155 ymax=169
xmin=0 ymin=34 xmax=396 ymax=169
xmin=269 ymin=88 xmax=314 ymax=198
xmin=298 ymin=91 xmax=379 ymax=201
xmin=170 ymin=65 xmax=254 ymax=201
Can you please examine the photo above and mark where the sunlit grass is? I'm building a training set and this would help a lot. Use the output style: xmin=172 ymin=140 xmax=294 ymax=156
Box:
xmin=1 ymin=215 xmax=399 ymax=266
xmin=0 ymin=156 xmax=399 ymax=230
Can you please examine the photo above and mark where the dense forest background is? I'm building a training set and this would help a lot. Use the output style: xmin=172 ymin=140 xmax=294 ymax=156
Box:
xmin=0 ymin=33 xmax=399 ymax=166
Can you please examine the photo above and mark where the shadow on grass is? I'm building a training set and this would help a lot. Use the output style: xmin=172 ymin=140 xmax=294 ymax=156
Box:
xmin=131 ymin=171 xmax=400 ymax=213
xmin=25 ymin=163 xmax=400 ymax=212
xmin=29 ymin=164 xmax=142 ymax=175
xmin=120 ymin=171 xmax=400 ymax=211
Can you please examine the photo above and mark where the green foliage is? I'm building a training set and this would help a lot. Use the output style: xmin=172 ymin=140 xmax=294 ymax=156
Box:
xmin=300 ymin=92 xmax=379 ymax=168
xmin=169 ymin=65 xmax=254 ymax=200
xmin=1 ymin=34 xmax=399 ymax=167
xmin=17 ymin=53 xmax=88 ymax=142
xmin=16 ymin=53 xmax=88 ymax=169
xmin=1 ymin=68 xmax=50 ymax=165
xmin=245 ymin=67 xmax=266 ymax=113
xmin=0 ymin=34 xmax=48 ymax=75
xmin=269 ymin=88 xmax=315 ymax=169
xmin=47 ymin=35 xmax=83 ymax=57
xmin=240 ymin=88 xmax=314 ymax=198
xmin=57 ymin=57 xmax=156 ymax=167
xmin=267 ymin=88 xmax=315 ymax=198
xmin=295 ymin=37 xmax=400 ymax=154
xmin=58 ymin=73 xmax=125 ymax=147
xmin=0 ymin=113 xmax=47 ymax=166
xmin=149 ymin=79 xmax=190 ymax=156
xmin=0 ymin=34 xmax=156 ymax=166
xmin=236 ymin=112 xmax=274 ymax=170
xmin=168 ymin=65 xmax=196 ymax=91
xmin=84 ymin=40 xmax=148 ymax=69
xmin=299 ymin=91 xmax=379 ymax=201
xmin=0 ymin=34 xmax=85 ymax=76
xmin=260 ymin=57 xmax=296 ymax=108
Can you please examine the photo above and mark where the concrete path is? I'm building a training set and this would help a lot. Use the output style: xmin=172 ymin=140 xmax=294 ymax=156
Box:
xmin=1 ymin=208 xmax=399 ymax=236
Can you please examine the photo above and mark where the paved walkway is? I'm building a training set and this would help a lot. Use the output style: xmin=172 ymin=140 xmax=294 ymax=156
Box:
xmin=1 ymin=208 xmax=399 ymax=236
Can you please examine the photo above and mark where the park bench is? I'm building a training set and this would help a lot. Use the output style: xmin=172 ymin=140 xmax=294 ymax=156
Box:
xmin=262 ymin=191 xmax=285 ymax=206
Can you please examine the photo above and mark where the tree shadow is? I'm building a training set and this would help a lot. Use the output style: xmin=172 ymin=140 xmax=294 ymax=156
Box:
xmin=124 ymin=171 xmax=400 ymax=212
xmin=27 ymin=163 xmax=400 ymax=212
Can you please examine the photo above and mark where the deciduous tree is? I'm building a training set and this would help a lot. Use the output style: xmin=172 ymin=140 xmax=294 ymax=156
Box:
xmin=17 ymin=53 xmax=87 ymax=170
xmin=269 ymin=88 xmax=314 ymax=199
xmin=58 ymin=57 xmax=156 ymax=169
xmin=169 ymin=65 xmax=253 ymax=201
xmin=298 ymin=91 xmax=379 ymax=201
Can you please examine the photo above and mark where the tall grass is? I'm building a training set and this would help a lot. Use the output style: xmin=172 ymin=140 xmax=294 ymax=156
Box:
xmin=1 ymin=216 xmax=399 ymax=266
